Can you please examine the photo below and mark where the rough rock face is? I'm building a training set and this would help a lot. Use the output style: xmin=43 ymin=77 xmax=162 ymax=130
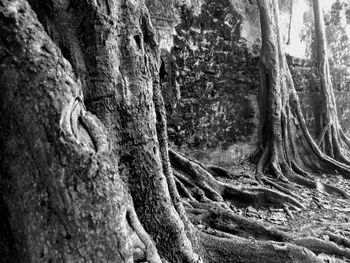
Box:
xmin=147 ymin=0 xmax=350 ymax=163
xmin=149 ymin=0 xmax=260 ymax=162
xmin=169 ymin=0 xmax=260 ymax=150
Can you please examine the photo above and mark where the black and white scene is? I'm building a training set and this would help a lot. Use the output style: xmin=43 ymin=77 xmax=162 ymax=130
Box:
xmin=3 ymin=0 xmax=350 ymax=262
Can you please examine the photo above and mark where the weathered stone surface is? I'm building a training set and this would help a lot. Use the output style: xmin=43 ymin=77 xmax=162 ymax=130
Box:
xmin=164 ymin=0 xmax=260 ymax=151
xmin=147 ymin=0 xmax=350 ymax=163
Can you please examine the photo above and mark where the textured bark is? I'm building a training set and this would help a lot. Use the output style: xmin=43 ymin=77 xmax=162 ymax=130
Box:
xmin=312 ymin=0 xmax=350 ymax=164
xmin=0 ymin=1 xmax=160 ymax=262
xmin=23 ymin=0 xmax=199 ymax=262
xmin=255 ymin=0 xmax=350 ymax=190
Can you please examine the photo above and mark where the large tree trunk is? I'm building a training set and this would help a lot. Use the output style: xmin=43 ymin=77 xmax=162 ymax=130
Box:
xmin=312 ymin=0 xmax=350 ymax=164
xmin=0 ymin=0 xmax=197 ymax=262
xmin=0 ymin=1 xmax=161 ymax=262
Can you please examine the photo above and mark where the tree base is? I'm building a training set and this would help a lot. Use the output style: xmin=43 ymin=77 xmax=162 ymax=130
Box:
xmin=169 ymin=148 xmax=350 ymax=262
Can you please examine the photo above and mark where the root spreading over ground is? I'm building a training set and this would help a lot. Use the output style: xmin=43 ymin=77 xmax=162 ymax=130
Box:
xmin=169 ymin=147 xmax=350 ymax=262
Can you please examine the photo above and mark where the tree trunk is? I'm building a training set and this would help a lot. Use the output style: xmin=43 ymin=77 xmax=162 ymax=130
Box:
xmin=255 ymin=0 xmax=350 ymax=189
xmin=0 ymin=1 xmax=161 ymax=262
xmin=0 ymin=0 xmax=196 ymax=262
xmin=312 ymin=0 xmax=350 ymax=164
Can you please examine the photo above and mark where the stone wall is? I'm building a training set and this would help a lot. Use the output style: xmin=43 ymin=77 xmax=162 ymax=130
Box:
xmin=165 ymin=0 xmax=260 ymax=150
xmin=147 ymin=0 xmax=350 ymax=163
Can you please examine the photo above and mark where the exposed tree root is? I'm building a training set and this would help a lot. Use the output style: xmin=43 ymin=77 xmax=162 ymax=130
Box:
xmin=171 ymin=157 xmax=350 ymax=262
xmin=170 ymin=149 xmax=304 ymax=209
xmin=185 ymin=201 xmax=291 ymax=242
xmin=295 ymin=237 xmax=350 ymax=259
xmin=183 ymin=190 xmax=350 ymax=260
xmin=252 ymin=0 xmax=350 ymax=205
xmin=178 ymin=198 xmax=324 ymax=263
xmin=165 ymin=0 xmax=350 ymax=261
xmin=313 ymin=0 xmax=350 ymax=167
xmin=206 ymin=164 xmax=240 ymax=179
xmin=326 ymin=232 xmax=350 ymax=249
xmin=126 ymin=209 xmax=162 ymax=263
xmin=168 ymin=148 xmax=348 ymax=261
xmin=283 ymin=204 xmax=294 ymax=219
xmin=167 ymin=100 xmax=350 ymax=262
xmin=167 ymin=144 xmax=350 ymax=262
xmin=197 ymin=232 xmax=323 ymax=263
xmin=254 ymin=88 xmax=350 ymax=200
xmin=262 ymin=178 xmax=301 ymax=200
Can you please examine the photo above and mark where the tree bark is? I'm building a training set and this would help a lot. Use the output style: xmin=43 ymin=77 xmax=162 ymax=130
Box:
xmin=29 ymin=0 xmax=201 ymax=261
xmin=255 ymin=0 xmax=350 ymax=189
xmin=312 ymin=0 xmax=350 ymax=164
xmin=0 ymin=1 xmax=160 ymax=262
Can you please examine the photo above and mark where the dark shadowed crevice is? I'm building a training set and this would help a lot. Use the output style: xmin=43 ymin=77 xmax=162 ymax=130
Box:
xmin=134 ymin=35 xmax=142 ymax=50
xmin=0 ymin=194 xmax=19 ymax=263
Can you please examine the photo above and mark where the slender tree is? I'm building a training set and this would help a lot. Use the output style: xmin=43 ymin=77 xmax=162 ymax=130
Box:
xmin=312 ymin=0 xmax=350 ymax=164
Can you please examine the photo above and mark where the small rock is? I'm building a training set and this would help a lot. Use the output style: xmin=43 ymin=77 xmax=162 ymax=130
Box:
xmin=246 ymin=206 xmax=258 ymax=216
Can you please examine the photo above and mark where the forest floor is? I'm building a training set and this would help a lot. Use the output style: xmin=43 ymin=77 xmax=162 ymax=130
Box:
xmin=231 ymin=164 xmax=350 ymax=262
xmin=186 ymin=153 xmax=350 ymax=262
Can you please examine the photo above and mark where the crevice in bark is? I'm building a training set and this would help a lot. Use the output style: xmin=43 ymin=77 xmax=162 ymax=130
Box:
xmin=0 ymin=194 xmax=19 ymax=263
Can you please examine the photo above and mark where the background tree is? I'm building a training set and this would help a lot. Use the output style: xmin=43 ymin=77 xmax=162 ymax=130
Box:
xmin=312 ymin=0 xmax=350 ymax=164
xmin=254 ymin=0 xmax=350 ymax=196
xmin=326 ymin=0 xmax=350 ymax=99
